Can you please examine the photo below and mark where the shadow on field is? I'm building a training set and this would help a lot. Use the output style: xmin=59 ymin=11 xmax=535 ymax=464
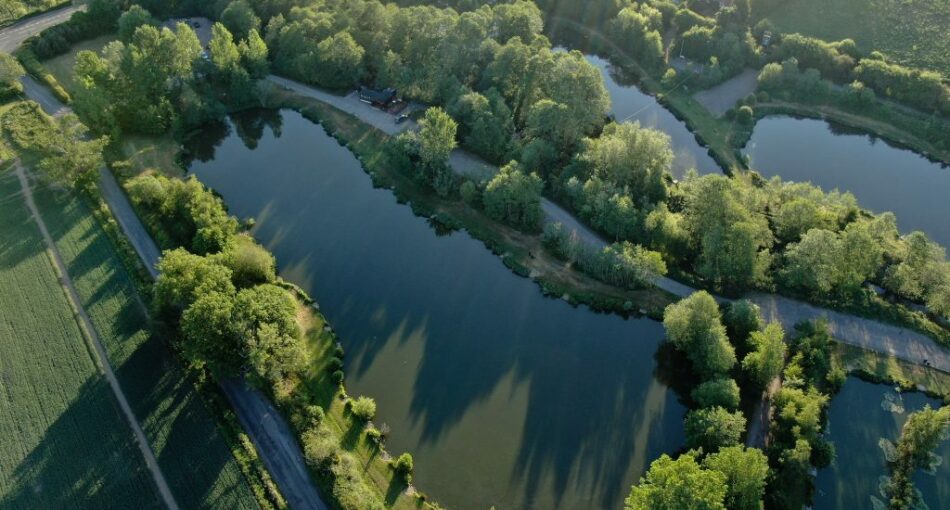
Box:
xmin=2 ymin=377 xmax=162 ymax=509
xmin=0 ymin=172 xmax=42 ymax=271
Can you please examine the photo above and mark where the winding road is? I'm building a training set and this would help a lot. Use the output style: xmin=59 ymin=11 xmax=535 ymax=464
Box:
xmin=268 ymin=75 xmax=950 ymax=374
xmin=0 ymin=3 xmax=81 ymax=52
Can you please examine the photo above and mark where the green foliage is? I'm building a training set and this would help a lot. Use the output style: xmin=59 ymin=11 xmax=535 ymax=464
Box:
xmin=483 ymin=161 xmax=543 ymax=230
xmin=154 ymin=248 xmax=235 ymax=317
xmin=239 ymin=29 xmax=270 ymax=79
xmin=625 ymin=453 xmax=727 ymax=510
xmin=393 ymin=452 xmax=414 ymax=483
xmin=691 ymin=378 xmax=741 ymax=410
xmin=723 ymin=299 xmax=763 ymax=349
xmin=741 ymin=322 xmax=786 ymax=389
xmin=117 ymin=5 xmax=154 ymax=42
xmin=781 ymin=222 xmax=884 ymax=298
xmin=350 ymin=396 xmax=377 ymax=422
xmin=884 ymin=231 xmax=950 ymax=317
xmin=772 ymin=33 xmax=856 ymax=83
xmin=126 ymin=174 xmax=238 ymax=254
xmin=575 ymin=122 xmax=672 ymax=206
xmin=609 ymin=5 xmax=665 ymax=70
xmin=25 ymin=0 xmax=120 ymax=59
xmin=219 ymin=234 xmax=277 ymax=288
xmin=543 ymin=223 xmax=667 ymax=289
xmin=684 ymin=406 xmax=746 ymax=452
xmin=663 ymin=291 xmax=737 ymax=380
xmin=885 ymin=406 xmax=950 ymax=510
xmin=0 ymin=51 xmax=25 ymax=85
xmin=220 ymin=0 xmax=261 ymax=40
xmin=449 ymin=88 xmax=513 ymax=163
xmin=703 ymin=446 xmax=769 ymax=510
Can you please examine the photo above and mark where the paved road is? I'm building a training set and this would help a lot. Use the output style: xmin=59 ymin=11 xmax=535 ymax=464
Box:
xmin=15 ymin=163 xmax=179 ymax=510
xmin=21 ymin=74 xmax=69 ymax=115
xmin=98 ymin=168 xmax=161 ymax=278
xmin=222 ymin=379 xmax=328 ymax=510
xmin=694 ymin=69 xmax=759 ymax=116
xmin=274 ymin=75 xmax=950 ymax=373
xmin=0 ymin=3 xmax=81 ymax=53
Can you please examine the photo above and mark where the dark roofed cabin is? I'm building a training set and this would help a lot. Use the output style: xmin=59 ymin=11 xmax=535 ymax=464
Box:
xmin=358 ymin=86 xmax=397 ymax=107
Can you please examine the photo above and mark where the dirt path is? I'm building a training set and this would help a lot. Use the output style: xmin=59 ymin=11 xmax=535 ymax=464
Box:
xmin=14 ymin=163 xmax=180 ymax=510
xmin=745 ymin=376 xmax=781 ymax=449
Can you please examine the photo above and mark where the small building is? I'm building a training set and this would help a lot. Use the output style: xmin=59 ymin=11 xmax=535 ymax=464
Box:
xmin=358 ymin=86 xmax=397 ymax=107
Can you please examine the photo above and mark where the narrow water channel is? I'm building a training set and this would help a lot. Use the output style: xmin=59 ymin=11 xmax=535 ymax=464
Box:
xmin=569 ymin=50 xmax=721 ymax=177
xmin=814 ymin=378 xmax=949 ymax=509
xmin=187 ymin=109 xmax=687 ymax=509
xmin=743 ymin=116 xmax=950 ymax=247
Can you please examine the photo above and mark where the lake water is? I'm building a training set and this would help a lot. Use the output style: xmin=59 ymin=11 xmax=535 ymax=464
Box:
xmin=571 ymin=50 xmax=721 ymax=177
xmin=743 ymin=116 xmax=950 ymax=247
xmin=187 ymin=109 xmax=687 ymax=509
xmin=814 ymin=378 xmax=949 ymax=509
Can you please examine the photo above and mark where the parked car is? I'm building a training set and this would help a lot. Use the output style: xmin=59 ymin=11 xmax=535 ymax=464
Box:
xmin=395 ymin=114 xmax=410 ymax=124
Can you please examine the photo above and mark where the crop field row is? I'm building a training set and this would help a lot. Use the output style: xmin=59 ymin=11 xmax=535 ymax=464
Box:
xmin=31 ymin=181 xmax=261 ymax=509
xmin=761 ymin=0 xmax=950 ymax=76
xmin=0 ymin=168 xmax=162 ymax=509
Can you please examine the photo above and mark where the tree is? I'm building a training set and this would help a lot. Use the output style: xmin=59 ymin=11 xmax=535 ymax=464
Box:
xmin=782 ymin=223 xmax=883 ymax=297
xmin=625 ymin=453 xmax=727 ymax=510
xmin=0 ymin=52 xmax=25 ymax=86
xmin=663 ymin=291 xmax=737 ymax=379
xmin=483 ymin=161 xmax=544 ymax=230
xmin=239 ymin=28 xmax=270 ymax=79
xmin=232 ymin=284 xmax=299 ymax=345
xmin=774 ymin=197 xmax=835 ymax=243
xmin=220 ymin=0 xmax=261 ymax=40
xmin=180 ymin=290 xmax=240 ymax=374
xmin=691 ymin=378 xmax=741 ymax=410
xmin=117 ymin=5 xmax=154 ymax=42
xmin=312 ymin=32 xmax=365 ymax=89
xmin=492 ymin=0 xmax=543 ymax=43
xmin=248 ymin=321 xmax=305 ymax=384
xmin=209 ymin=22 xmax=242 ymax=72
xmin=884 ymin=231 xmax=946 ymax=300
xmin=576 ymin=122 xmax=673 ymax=206
xmin=684 ymin=406 xmax=746 ymax=452
xmin=724 ymin=299 xmax=762 ymax=350
xmin=417 ymin=107 xmax=458 ymax=196
xmin=37 ymin=114 xmax=108 ymax=190
xmin=450 ymin=89 xmax=513 ymax=163
xmin=703 ymin=446 xmax=769 ymax=510
xmin=350 ymin=396 xmax=377 ymax=421
xmin=742 ymin=323 xmax=787 ymax=389
xmin=154 ymin=249 xmax=235 ymax=318
xmin=219 ymin=234 xmax=276 ymax=288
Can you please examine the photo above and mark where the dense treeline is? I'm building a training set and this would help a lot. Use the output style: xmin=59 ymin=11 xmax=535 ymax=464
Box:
xmin=24 ymin=0 xmax=120 ymax=59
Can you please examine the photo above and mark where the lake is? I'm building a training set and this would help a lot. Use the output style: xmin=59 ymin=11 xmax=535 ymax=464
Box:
xmin=814 ymin=378 xmax=949 ymax=509
xmin=569 ymin=50 xmax=721 ymax=177
xmin=187 ymin=109 xmax=687 ymax=510
xmin=743 ymin=116 xmax=950 ymax=247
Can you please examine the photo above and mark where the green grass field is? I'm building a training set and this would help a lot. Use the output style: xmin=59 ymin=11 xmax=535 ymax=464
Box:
xmin=0 ymin=168 xmax=162 ymax=509
xmin=42 ymin=34 xmax=113 ymax=92
xmin=760 ymin=0 xmax=950 ymax=76
xmin=31 ymin=181 xmax=262 ymax=509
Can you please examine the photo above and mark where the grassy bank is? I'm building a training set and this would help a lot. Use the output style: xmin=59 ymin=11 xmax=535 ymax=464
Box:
xmin=835 ymin=344 xmax=950 ymax=401
xmin=261 ymin=83 xmax=677 ymax=319
xmin=0 ymin=167 xmax=162 ymax=508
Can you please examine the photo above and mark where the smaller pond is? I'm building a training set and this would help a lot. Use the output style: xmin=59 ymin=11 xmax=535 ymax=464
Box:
xmin=743 ymin=116 xmax=950 ymax=247
xmin=814 ymin=378 xmax=949 ymax=509
xmin=570 ymin=51 xmax=721 ymax=177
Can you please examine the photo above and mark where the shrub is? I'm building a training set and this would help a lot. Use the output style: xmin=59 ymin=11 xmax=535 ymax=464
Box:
xmin=334 ymin=344 xmax=345 ymax=359
xmin=350 ymin=396 xmax=376 ymax=421
xmin=684 ymin=406 xmax=746 ymax=452
xmin=327 ymin=357 xmax=344 ymax=373
xmin=365 ymin=427 xmax=382 ymax=445
xmin=305 ymin=405 xmax=325 ymax=427
xmin=459 ymin=180 xmax=481 ymax=207
xmin=393 ymin=452 xmax=414 ymax=483
xmin=737 ymin=105 xmax=753 ymax=124
xmin=331 ymin=370 xmax=344 ymax=385
xmin=691 ymin=378 xmax=741 ymax=409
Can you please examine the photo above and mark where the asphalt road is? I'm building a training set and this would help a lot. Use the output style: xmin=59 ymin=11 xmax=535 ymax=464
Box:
xmin=274 ymin=74 xmax=950 ymax=373
xmin=0 ymin=3 xmax=82 ymax=53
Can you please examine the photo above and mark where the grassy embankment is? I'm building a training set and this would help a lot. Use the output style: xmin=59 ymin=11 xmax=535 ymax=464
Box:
xmin=759 ymin=0 xmax=950 ymax=76
xmin=834 ymin=344 xmax=950 ymax=402
xmin=1 ymin=100 xmax=279 ymax=509
xmin=0 ymin=164 xmax=162 ymax=508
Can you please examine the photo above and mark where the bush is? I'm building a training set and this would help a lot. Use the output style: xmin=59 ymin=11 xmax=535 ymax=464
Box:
xmin=684 ymin=406 xmax=746 ymax=452
xmin=737 ymin=105 xmax=754 ymax=124
xmin=393 ymin=452 xmax=414 ymax=483
xmin=327 ymin=357 xmax=343 ymax=372
xmin=365 ymin=427 xmax=382 ymax=445
xmin=691 ymin=378 xmax=741 ymax=409
xmin=350 ymin=396 xmax=376 ymax=421
xmin=459 ymin=180 xmax=480 ymax=207
xmin=331 ymin=370 xmax=344 ymax=385
xmin=305 ymin=405 xmax=325 ymax=427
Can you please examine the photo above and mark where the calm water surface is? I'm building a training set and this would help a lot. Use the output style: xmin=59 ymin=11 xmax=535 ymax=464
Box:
xmin=572 ymin=51 xmax=720 ymax=177
xmin=743 ymin=116 xmax=950 ymax=247
xmin=188 ymin=110 xmax=687 ymax=509
xmin=815 ymin=378 xmax=949 ymax=509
